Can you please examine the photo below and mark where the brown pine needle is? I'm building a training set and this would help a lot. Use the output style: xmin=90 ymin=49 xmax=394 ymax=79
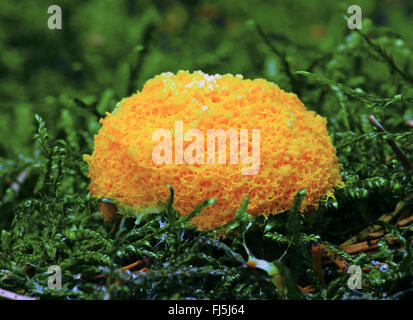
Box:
xmin=340 ymin=195 xmax=410 ymax=248
xmin=341 ymin=237 xmax=401 ymax=255
xmin=297 ymin=285 xmax=314 ymax=293
xmin=98 ymin=201 xmax=119 ymax=222
xmin=93 ymin=257 xmax=149 ymax=280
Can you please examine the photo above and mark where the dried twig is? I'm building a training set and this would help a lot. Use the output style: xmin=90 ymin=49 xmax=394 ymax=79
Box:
xmin=397 ymin=215 xmax=413 ymax=228
xmin=368 ymin=115 xmax=413 ymax=171
xmin=1 ymin=168 xmax=30 ymax=202
xmin=297 ymin=284 xmax=314 ymax=293
xmin=255 ymin=22 xmax=299 ymax=94
xmin=73 ymin=98 xmax=103 ymax=119
xmin=356 ymin=29 xmax=413 ymax=84
xmin=340 ymin=193 xmax=412 ymax=247
xmin=98 ymin=201 xmax=119 ymax=222
xmin=120 ymin=257 xmax=149 ymax=272
xmin=127 ymin=23 xmax=156 ymax=95
xmin=0 ymin=287 xmax=37 ymax=300
xmin=93 ymin=257 xmax=149 ymax=280
xmin=341 ymin=237 xmax=401 ymax=255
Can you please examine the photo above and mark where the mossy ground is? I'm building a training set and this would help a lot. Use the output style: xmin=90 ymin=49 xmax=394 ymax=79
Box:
xmin=0 ymin=0 xmax=412 ymax=300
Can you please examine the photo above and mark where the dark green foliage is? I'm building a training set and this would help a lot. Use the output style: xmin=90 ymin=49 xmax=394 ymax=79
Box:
xmin=0 ymin=0 xmax=412 ymax=300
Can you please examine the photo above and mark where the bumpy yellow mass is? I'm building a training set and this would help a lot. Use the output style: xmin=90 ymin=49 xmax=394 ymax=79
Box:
xmin=84 ymin=71 xmax=343 ymax=230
